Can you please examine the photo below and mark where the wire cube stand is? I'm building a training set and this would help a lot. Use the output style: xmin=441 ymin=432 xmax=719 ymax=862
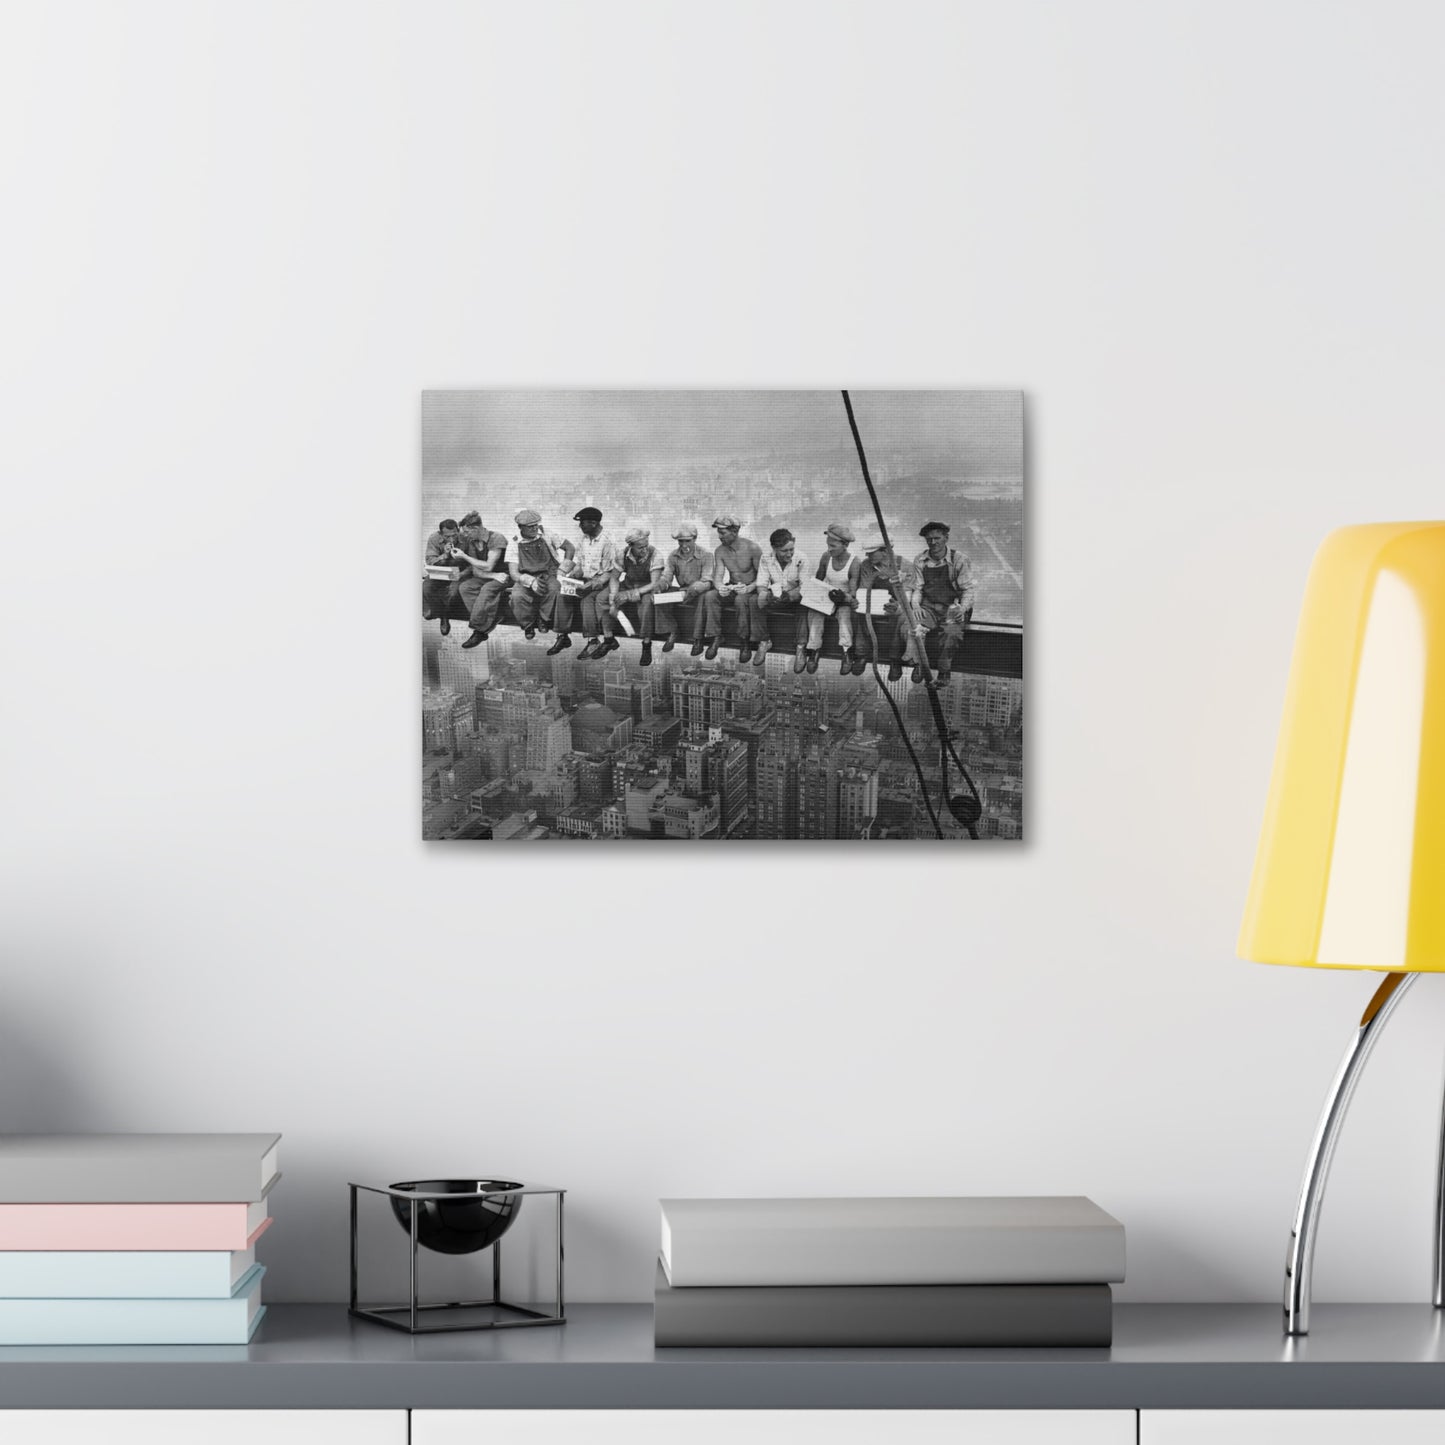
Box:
xmin=348 ymin=1181 xmax=565 ymax=1335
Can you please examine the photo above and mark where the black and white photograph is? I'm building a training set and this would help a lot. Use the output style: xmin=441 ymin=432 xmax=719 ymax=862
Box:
xmin=422 ymin=390 xmax=1023 ymax=841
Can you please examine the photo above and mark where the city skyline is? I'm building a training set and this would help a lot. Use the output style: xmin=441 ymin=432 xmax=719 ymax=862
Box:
xmin=421 ymin=390 xmax=1023 ymax=840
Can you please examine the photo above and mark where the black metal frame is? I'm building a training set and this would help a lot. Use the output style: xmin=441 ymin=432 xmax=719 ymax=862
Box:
xmin=348 ymin=1181 xmax=565 ymax=1334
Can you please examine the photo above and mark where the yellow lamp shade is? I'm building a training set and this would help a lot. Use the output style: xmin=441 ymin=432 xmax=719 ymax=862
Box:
xmin=1240 ymin=522 xmax=1445 ymax=972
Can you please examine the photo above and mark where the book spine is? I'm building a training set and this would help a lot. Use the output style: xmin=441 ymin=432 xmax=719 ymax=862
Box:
xmin=0 ymin=1269 xmax=265 ymax=1345
xmin=666 ymin=1223 xmax=1125 ymax=1286
xmin=0 ymin=1206 xmax=269 ymax=1252
xmin=654 ymin=1279 xmax=1113 ymax=1348
xmin=0 ymin=1250 xmax=246 ymax=1298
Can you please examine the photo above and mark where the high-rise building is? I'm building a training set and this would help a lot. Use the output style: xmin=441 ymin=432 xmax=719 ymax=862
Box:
xmin=797 ymin=735 xmax=843 ymax=840
xmin=577 ymin=752 xmax=616 ymax=803
xmin=423 ymin=691 xmax=474 ymax=755
xmin=438 ymin=640 xmax=489 ymax=700
xmin=962 ymin=674 xmax=1023 ymax=730
xmin=837 ymin=764 xmax=880 ymax=839
xmin=671 ymin=667 xmax=765 ymax=731
xmin=551 ymin=655 xmax=579 ymax=699
xmin=481 ymin=679 xmax=561 ymax=740
xmin=525 ymin=708 xmax=573 ymax=770
xmin=604 ymin=664 xmax=656 ymax=723
xmin=755 ymin=735 xmax=798 ymax=839
xmin=678 ymin=727 xmax=750 ymax=836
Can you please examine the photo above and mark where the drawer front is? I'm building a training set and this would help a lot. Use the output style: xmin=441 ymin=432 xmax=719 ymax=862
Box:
xmin=413 ymin=1410 xmax=1136 ymax=1445
xmin=0 ymin=1411 xmax=407 ymax=1445
xmin=1143 ymin=1410 xmax=1445 ymax=1444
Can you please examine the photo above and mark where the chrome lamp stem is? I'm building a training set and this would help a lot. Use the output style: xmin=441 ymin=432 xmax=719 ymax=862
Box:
xmin=1284 ymin=970 xmax=1417 ymax=1335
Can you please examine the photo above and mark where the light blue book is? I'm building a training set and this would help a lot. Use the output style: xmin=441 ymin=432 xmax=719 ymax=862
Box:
xmin=0 ymin=1264 xmax=264 ymax=1344
xmin=0 ymin=1246 xmax=256 ymax=1298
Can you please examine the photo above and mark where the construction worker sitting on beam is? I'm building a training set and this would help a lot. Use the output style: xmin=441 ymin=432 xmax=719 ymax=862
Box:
xmin=904 ymin=521 xmax=975 ymax=683
xmin=454 ymin=512 xmax=510 ymax=651
xmin=508 ymin=510 xmax=574 ymax=646
xmin=854 ymin=534 xmax=918 ymax=681
xmin=711 ymin=515 xmax=765 ymax=663
xmin=806 ymin=523 xmax=865 ymax=676
xmin=756 ymin=527 xmax=810 ymax=673
xmin=607 ymin=527 xmax=665 ymax=666
xmin=656 ymin=523 xmax=714 ymax=656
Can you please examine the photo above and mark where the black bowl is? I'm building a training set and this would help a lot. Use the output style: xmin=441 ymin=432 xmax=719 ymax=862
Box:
xmin=388 ymin=1179 xmax=524 ymax=1255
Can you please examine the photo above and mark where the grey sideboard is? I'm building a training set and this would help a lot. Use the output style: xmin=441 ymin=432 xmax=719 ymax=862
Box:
xmin=0 ymin=1303 xmax=1444 ymax=1410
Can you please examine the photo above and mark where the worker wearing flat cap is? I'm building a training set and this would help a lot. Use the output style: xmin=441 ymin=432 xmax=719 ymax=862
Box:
xmin=604 ymin=526 xmax=666 ymax=666
xmin=556 ymin=506 xmax=619 ymax=659
xmin=904 ymin=521 xmax=975 ymax=683
xmin=507 ymin=509 xmax=575 ymax=648
xmin=656 ymin=522 xmax=716 ymax=656
xmin=802 ymin=523 xmax=865 ymax=675
xmin=451 ymin=511 xmax=511 ymax=651
xmin=755 ymin=528 xmax=811 ymax=672
xmin=855 ymin=535 xmax=919 ymax=681
xmin=422 ymin=517 xmax=462 ymax=636
xmin=710 ymin=515 xmax=765 ymax=663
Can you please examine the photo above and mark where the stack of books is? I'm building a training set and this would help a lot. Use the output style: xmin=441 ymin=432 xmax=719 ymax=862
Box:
xmin=0 ymin=1134 xmax=280 ymax=1344
xmin=655 ymin=1196 xmax=1125 ymax=1347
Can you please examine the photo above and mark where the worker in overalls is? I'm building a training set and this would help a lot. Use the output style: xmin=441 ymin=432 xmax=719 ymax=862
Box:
xmin=508 ymin=509 xmax=574 ymax=647
xmin=606 ymin=526 xmax=665 ymax=666
xmin=656 ymin=523 xmax=715 ymax=656
xmin=904 ymin=522 xmax=975 ymax=683
xmin=453 ymin=512 xmax=510 ymax=651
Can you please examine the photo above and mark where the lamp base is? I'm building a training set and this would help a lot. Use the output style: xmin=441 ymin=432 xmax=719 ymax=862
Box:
xmin=1283 ymin=971 xmax=1423 ymax=1334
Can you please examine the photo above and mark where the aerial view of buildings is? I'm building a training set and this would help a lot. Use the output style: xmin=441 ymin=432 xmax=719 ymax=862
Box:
xmin=421 ymin=391 xmax=1023 ymax=842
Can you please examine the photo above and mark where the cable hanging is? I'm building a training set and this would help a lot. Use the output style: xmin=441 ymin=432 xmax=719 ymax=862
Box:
xmin=840 ymin=390 xmax=983 ymax=840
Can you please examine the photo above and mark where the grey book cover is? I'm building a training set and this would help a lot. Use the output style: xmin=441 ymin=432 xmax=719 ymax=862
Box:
xmin=660 ymin=1196 xmax=1126 ymax=1287
xmin=0 ymin=1134 xmax=281 ymax=1203
xmin=654 ymin=1264 xmax=1113 ymax=1347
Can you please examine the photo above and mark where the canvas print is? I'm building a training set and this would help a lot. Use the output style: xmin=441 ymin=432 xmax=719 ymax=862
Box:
xmin=422 ymin=391 xmax=1023 ymax=841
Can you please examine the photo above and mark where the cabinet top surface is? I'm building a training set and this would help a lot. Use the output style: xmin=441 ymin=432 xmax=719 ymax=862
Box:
xmin=2 ymin=1304 xmax=1445 ymax=1410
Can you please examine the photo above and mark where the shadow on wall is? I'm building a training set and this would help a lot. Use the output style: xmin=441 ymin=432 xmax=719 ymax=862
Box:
xmin=0 ymin=1013 xmax=109 ymax=1132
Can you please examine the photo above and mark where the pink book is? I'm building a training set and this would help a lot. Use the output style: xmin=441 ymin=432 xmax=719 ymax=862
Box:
xmin=0 ymin=1199 xmax=271 ymax=1251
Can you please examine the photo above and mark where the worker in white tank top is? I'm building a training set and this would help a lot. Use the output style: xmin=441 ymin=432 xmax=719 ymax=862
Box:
xmin=803 ymin=523 xmax=865 ymax=674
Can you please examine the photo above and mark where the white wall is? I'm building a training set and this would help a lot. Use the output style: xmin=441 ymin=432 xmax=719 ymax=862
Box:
xmin=4 ymin=0 xmax=1445 ymax=1305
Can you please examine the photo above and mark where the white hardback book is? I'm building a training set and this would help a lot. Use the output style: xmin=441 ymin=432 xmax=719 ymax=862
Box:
xmin=659 ymin=1197 xmax=1126 ymax=1287
xmin=0 ymin=1134 xmax=280 ymax=1203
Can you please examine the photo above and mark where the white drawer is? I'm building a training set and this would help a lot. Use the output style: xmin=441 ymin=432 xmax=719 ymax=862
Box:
xmin=413 ymin=1410 xmax=1136 ymax=1445
xmin=1142 ymin=1410 xmax=1445 ymax=1444
xmin=0 ymin=1411 xmax=407 ymax=1445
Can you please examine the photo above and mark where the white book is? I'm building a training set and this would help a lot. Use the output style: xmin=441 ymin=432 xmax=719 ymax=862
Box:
xmin=0 ymin=1133 xmax=280 ymax=1203
xmin=659 ymin=1197 xmax=1126 ymax=1287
